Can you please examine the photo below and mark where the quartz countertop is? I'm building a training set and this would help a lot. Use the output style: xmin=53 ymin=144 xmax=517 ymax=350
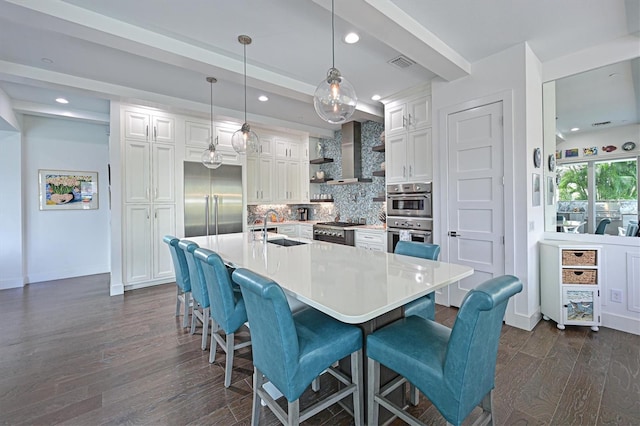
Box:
xmin=190 ymin=232 xmax=473 ymax=324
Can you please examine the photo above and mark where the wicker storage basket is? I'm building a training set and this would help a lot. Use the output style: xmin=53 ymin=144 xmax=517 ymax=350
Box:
xmin=562 ymin=250 xmax=597 ymax=266
xmin=562 ymin=269 xmax=597 ymax=284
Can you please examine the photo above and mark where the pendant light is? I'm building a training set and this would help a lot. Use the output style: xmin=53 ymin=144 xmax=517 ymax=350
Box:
xmin=231 ymin=35 xmax=259 ymax=155
xmin=313 ymin=0 xmax=357 ymax=124
xmin=201 ymin=77 xmax=223 ymax=169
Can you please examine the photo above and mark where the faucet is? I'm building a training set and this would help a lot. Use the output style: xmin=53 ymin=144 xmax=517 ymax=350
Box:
xmin=262 ymin=209 xmax=279 ymax=241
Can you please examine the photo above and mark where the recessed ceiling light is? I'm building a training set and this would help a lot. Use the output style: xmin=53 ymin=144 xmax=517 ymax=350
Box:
xmin=55 ymin=97 xmax=69 ymax=104
xmin=570 ymin=127 xmax=579 ymax=132
xmin=371 ymin=94 xmax=381 ymax=101
xmin=41 ymin=57 xmax=53 ymax=64
xmin=344 ymin=32 xmax=359 ymax=44
xmin=258 ymin=95 xmax=269 ymax=102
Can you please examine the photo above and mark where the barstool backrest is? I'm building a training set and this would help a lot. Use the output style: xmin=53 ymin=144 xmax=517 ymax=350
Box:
xmin=178 ymin=240 xmax=209 ymax=308
xmin=163 ymin=235 xmax=190 ymax=292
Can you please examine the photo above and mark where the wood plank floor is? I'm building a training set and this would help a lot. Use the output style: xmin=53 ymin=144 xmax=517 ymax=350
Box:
xmin=1 ymin=274 xmax=638 ymax=425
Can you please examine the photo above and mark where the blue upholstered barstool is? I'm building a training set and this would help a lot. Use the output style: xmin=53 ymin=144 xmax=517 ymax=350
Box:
xmin=393 ymin=240 xmax=441 ymax=404
xmin=231 ymin=268 xmax=364 ymax=426
xmin=163 ymin=235 xmax=191 ymax=328
xmin=178 ymin=239 xmax=211 ymax=351
xmin=394 ymin=241 xmax=441 ymax=321
xmin=194 ymin=247 xmax=251 ymax=387
xmin=367 ymin=275 xmax=523 ymax=426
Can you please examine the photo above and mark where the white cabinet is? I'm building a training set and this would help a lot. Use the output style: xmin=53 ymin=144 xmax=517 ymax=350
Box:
xmin=385 ymin=95 xmax=431 ymax=137
xmin=275 ymin=159 xmax=301 ymax=203
xmin=185 ymin=119 xmax=212 ymax=148
xmin=125 ymin=204 xmax=176 ymax=284
xmin=299 ymin=223 xmax=313 ymax=240
xmin=124 ymin=140 xmax=175 ymax=203
xmin=247 ymin=155 xmax=273 ymax=204
xmin=277 ymin=224 xmax=298 ymax=237
xmin=386 ymin=128 xmax=432 ymax=183
xmin=275 ymin=138 xmax=300 ymax=160
xmin=125 ymin=109 xmax=175 ymax=143
xmin=355 ymin=229 xmax=387 ymax=252
xmin=540 ymin=241 xmax=602 ymax=331
xmin=385 ymin=92 xmax=432 ymax=184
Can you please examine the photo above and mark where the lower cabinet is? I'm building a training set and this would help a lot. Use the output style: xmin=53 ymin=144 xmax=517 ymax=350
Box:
xmin=540 ymin=241 xmax=602 ymax=331
xmin=277 ymin=224 xmax=298 ymax=237
xmin=299 ymin=224 xmax=313 ymax=240
xmin=355 ymin=229 xmax=387 ymax=252
xmin=125 ymin=204 xmax=176 ymax=285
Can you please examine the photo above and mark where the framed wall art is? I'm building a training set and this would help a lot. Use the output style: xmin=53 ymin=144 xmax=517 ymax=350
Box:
xmin=39 ymin=169 xmax=98 ymax=210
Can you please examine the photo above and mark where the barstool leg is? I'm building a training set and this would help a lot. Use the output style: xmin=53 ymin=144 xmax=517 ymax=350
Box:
xmin=367 ymin=357 xmax=380 ymax=426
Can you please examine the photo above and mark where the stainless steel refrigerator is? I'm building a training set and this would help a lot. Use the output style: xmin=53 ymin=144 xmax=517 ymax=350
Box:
xmin=184 ymin=162 xmax=243 ymax=237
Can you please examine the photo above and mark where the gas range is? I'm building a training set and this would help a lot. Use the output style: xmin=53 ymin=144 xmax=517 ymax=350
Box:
xmin=313 ymin=222 xmax=365 ymax=246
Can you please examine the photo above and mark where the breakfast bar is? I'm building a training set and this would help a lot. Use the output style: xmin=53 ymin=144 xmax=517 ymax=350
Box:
xmin=189 ymin=232 xmax=473 ymax=323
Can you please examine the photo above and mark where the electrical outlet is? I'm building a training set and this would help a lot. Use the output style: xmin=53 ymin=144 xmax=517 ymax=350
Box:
xmin=611 ymin=289 xmax=623 ymax=303
xmin=287 ymin=209 xmax=291 ymax=215
xmin=313 ymin=208 xmax=317 ymax=214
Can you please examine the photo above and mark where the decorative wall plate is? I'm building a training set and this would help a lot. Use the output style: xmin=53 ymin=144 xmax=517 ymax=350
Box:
xmin=622 ymin=141 xmax=636 ymax=151
xmin=533 ymin=148 xmax=541 ymax=168
xmin=548 ymin=154 xmax=555 ymax=172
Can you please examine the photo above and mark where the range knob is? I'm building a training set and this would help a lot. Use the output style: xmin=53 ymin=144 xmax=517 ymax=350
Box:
xmin=330 ymin=232 xmax=336 ymax=236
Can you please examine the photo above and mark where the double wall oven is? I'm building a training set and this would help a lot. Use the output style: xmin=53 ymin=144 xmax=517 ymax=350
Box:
xmin=386 ymin=182 xmax=433 ymax=252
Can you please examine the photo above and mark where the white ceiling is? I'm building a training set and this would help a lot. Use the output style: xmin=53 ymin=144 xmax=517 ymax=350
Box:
xmin=0 ymin=0 xmax=638 ymax=136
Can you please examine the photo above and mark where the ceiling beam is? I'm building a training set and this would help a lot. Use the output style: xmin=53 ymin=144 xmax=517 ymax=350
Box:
xmin=313 ymin=0 xmax=470 ymax=82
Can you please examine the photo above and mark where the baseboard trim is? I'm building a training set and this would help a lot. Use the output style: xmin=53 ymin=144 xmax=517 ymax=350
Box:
xmin=0 ymin=277 xmax=25 ymax=290
xmin=124 ymin=278 xmax=173 ymax=292
xmin=602 ymin=312 xmax=640 ymax=335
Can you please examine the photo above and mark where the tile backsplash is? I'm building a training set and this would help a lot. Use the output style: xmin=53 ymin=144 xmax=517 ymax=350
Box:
xmin=248 ymin=120 xmax=386 ymax=225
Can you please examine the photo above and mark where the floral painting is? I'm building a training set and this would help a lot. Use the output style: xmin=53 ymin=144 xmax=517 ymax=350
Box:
xmin=39 ymin=169 xmax=98 ymax=210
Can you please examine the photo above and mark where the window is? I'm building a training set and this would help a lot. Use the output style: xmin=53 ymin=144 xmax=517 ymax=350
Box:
xmin=556 ymin=157 xmax=638 ymax=235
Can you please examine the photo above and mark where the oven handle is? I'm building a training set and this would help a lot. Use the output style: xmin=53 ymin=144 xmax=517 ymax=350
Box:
xmin=387 ymin=194 xmax=431 ymax=201
xmin=387 ymin=228 xmax=432 ymax=236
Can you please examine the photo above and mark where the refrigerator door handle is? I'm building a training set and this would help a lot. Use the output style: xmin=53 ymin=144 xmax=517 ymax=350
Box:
xmin=213 ymin=195 xmax=219 ymax=236
xmin=204 ymin=195 xmax=210 ymax=236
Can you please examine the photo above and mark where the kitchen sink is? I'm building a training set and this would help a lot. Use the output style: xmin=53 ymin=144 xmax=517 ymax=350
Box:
xmin=267 ymin=238 xmax=307 ymax=247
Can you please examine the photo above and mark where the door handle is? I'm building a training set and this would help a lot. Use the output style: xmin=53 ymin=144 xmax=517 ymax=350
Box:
xmin=448 ymin=231 xmax=459 ymax=237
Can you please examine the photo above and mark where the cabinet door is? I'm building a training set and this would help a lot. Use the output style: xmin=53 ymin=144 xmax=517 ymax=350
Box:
xmin=407 ymin=96 xmax=431 ymax=129
xmin=408 ymin=128 xmax=432 ymax=181
xmin=300 ymin=161 xmax=310 ymax=203
xmin=385 ymin=103 xmax=407 ymax=135
xmin=386 ymin=133 xmax=408 ymax=183
xmin=152 ymin=143 xmax=175 ymax=203
xmin=125 ymin=110 xmax=150 ymax=140
xmin=125 ymin=141 xmax=150 ymax=202
xmin=216 ymin=125 xmax=236 ymax=151
xmin=125 ymin=204 xmax=152 ymax=283
xmin=274 ymin=159 xmax=287 ymax=202
xmin=258 ymin=156 xmax=273 ymax=202
xmin=153 ymin=204 xmax=176 ymax=279
xmin=258 ymin=137 xmax=273 ymax=156
xmin=185 ymin=120 xmax=211 ymax=148
xmin=152 ymin=115 xmax=175 ymax=143
xmin=286 ymin=161 xmax=300 ymax=201
xmin=247 ymin=155 xmax=259 ymax=203
xmin=562 ymin=287 xmax=600 ymax=326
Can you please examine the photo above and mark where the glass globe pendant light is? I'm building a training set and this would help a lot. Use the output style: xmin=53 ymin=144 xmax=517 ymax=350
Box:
xmin=231 ymin=35 xmax=259 ymax=155
xmin=201 ymin=77 xmax=223 ymax=169
xmin=313 ymin=0 xmax=357 ymax=124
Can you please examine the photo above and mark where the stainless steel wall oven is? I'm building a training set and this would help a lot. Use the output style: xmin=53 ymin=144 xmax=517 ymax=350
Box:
xmin=386 ymin=182 xmax=433 ymax=252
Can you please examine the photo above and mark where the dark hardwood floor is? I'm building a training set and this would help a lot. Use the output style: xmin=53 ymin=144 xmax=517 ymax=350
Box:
xmin=1 ymin=274 xmax=638 ymax=425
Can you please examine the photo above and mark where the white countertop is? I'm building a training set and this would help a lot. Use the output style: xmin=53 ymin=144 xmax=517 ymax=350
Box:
xmin=190 ymin=232 xmax=473 ymax=324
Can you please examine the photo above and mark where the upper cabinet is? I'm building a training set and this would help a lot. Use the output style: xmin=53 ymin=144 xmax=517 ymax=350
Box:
xmin=385 ymin=95 xmax=431 ymax=137
xmin=384 ymin=89 xmax=432 ymax=184
xmin=275 ymin=138 xmax=300 ymax=160
xmin=125 ymin=109 xmax=175 ymax=143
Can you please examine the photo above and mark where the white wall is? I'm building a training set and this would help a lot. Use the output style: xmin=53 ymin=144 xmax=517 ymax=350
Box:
xmin=432 ymin=42 xmax=541 ymax=330
xmin=23 ymin=115 xmax=110 ymax=283
xmin=0 ymin=129 xmax=24 ymax=289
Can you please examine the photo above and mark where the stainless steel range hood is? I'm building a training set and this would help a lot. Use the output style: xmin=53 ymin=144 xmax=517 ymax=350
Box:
xmin=327 ymin=121 xmax=372 ymax=185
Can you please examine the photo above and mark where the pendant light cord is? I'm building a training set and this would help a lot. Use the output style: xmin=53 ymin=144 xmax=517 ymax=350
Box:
xmin=331 ymin=0 xmax=335 ymax=68
xmin=243 ymin=43 xmax=247 ymax=123
xmin=210 ymin=80 xmax=214 ymax=146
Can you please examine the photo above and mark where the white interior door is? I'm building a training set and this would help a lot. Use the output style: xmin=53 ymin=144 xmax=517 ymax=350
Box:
xmin=447 ymin=101 xmax=505 ymax=307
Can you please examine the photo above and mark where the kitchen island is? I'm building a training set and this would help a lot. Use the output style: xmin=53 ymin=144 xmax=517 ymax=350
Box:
xmin=190 ymin=232 xmax=473 ymax=323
